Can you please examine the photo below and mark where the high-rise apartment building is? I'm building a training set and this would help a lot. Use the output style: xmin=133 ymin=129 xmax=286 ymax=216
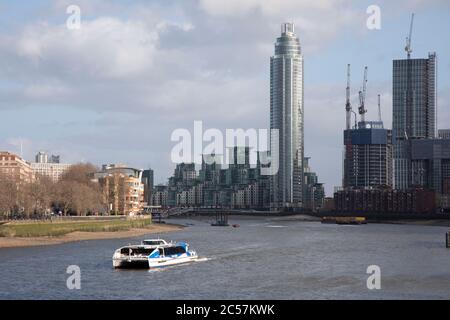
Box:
xmin=35 ymin=151 xmax=61 ymax=164
xmin=142 ymin=169 xmax=154 ymax=205
xmin=50 ymin=155 xmax=60 ymax=164
xmin=163 ymin=148 xmax=270 ymax=209
xmin=393 ymin=52 xmax=437 ymax=189
xmin=303 ymin=157 xmax=325 ymax=211
xmin=35 ymin=151 xmax=48 ymax=164
xmin=270 ymin=23 xmax=304 ymax=208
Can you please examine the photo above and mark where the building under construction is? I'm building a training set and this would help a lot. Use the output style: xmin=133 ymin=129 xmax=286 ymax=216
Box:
xmin=336 ymin=14 xmax=445 ymax=216
xmin=342 ymin=65 xmax=393 ymax=189
xmin=343 ymin=121 xmax=393 ymax=189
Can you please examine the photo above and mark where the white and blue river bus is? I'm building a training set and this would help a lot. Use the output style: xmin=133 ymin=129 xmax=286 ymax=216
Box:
xmin=112 ymin=239 xmax=198 ymax=269
xmin=112 ymin=239 xmax=168 ymax=268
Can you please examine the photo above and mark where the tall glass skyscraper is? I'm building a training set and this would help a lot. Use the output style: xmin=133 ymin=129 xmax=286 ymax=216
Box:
xmin=393 ymin=53 xmax=437 ymax=189
xmin=270 ymin=23 xmax=304 ymax=208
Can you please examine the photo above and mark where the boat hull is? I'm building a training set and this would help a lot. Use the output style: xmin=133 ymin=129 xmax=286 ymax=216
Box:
xmin=148 ymin=255 xmax=198 ymax=268
xmin=113 ymin=257 xmax=149 ymax=269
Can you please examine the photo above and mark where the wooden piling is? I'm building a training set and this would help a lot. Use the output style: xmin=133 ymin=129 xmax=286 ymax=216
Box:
xmin=446 ymin=232 xmax=450 ymax=249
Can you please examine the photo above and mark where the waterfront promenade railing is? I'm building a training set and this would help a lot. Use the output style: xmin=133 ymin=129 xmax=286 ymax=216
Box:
xmin=1 ymin=214 xmax=150 ymax=223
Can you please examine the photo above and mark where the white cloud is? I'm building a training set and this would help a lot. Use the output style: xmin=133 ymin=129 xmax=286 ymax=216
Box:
xmin=199 ymin=0 xmax=348 ymax=17
xmin=15 ymin=17 xmax=159 ymax=80
xmin=23 ymin=81 xmax=73 ymax=100
xmin=199 ymin=0 xmax=358 ymax=53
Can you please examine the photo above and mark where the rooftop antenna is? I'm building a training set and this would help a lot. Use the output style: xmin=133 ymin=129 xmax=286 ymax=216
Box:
xmin=345 ymin=64 xmax=352 ymax=130
xmin=405 ymin=13 xmax=415 ymax=59
xmin=358 ymin=66 xmax=368 ymax=123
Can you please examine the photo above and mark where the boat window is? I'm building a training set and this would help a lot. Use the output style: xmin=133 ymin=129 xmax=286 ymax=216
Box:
xmin=142 ymin=240 xmax=164 ymax=245
xmin=120 ymin=247 xmax=154 ymax=255
xmin=163 ymin=246 xmax=186 ymax=256
xmin=132 ymin=248 xmax=154 ymax=255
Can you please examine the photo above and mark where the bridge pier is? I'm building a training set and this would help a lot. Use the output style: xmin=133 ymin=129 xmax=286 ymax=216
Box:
xmin=211 ymin=212 xmax=229 ymax=226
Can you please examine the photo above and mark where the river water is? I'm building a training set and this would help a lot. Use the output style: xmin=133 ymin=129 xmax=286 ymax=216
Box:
xmin=0 ymin=216 xmax=449 ymax=300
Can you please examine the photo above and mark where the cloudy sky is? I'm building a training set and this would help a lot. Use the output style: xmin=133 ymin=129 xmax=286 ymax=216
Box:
xmin=0 ymin=0 xmax=449 ymax=195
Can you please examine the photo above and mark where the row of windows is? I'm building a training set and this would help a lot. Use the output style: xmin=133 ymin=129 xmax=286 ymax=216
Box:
xmin=0 ymin=162 xmax=18 ymax=166
xmin=0 ymin=156 xmax=17 ymax=161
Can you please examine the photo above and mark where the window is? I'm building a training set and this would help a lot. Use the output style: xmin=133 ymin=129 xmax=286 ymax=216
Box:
xmin=163 ymin=246 xmax=186 ymax=256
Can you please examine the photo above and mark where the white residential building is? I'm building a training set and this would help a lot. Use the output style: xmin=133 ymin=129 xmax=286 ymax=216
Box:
xmin=31 ymin=162 xmax=72 ymax=182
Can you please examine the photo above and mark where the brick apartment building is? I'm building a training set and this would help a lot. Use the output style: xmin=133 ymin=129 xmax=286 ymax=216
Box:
xmin=0 ymin=151 xmax=34 ymax=184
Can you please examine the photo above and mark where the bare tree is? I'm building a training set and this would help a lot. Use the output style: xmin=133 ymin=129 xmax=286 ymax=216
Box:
xmin=0 ymin=173 xmax=18 ymax=219
xmin=1 ymin=163 xmax=105 ymax=219
xmin=21 ymin=175 xmax=55 ymax=216
xmin=54 ymin=180 xmax=73 ymax=215
xmin=57 ymin=163 xmax=105 ymax=215
xmin=61 ymin=163 xmax=98 ymax=185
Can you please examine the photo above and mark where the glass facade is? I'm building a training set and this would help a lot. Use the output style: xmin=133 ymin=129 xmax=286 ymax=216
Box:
xmin=392 ymin=53 xmax=436 ymax=190
xmin=411 ymin=139 xmax=450 ymax=194
xmin=270 ymin=23 xmax=304 ymax=207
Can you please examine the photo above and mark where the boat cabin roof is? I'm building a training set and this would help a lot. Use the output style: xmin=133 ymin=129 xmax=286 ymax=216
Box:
xmin=141 ymin=239 xmax=168 ymax=245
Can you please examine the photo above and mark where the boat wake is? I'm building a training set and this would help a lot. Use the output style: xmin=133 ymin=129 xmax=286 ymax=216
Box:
xmin=265 ymin=225 xmax=287 ymax=228
xmin=195 ymin=257 xmax=210 ymax=262
xmin=248 ymin=223 xmax=288 ymax=228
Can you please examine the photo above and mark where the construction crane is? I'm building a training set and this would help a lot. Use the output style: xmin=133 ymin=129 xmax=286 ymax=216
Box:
xmin=405 ymin=13 xmax=415 ymax=138
xmin=405 ymin=13 xmax=415 ymax=59
xmin=358 ymin=66 xmax=368 ymax=123
xmin=345 ymin=64 xmax=352 ymax=130
xmin=378 ymin=94 xmax=383 ymax=127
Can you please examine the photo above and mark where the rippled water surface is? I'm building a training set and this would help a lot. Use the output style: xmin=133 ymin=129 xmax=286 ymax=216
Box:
xmin=1 ymin=217 xmax=449 ymax=299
